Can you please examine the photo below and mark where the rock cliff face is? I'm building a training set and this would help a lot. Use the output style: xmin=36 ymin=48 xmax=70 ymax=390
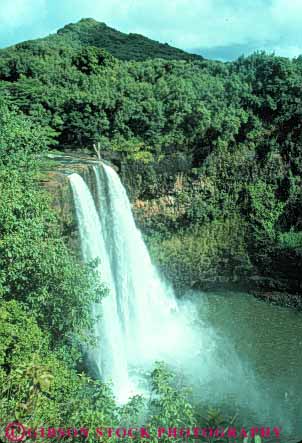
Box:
xmin=40 ymin=153 xmax=301 ymax=309
xmin=40 ymin=153 xmax=102 ymax=253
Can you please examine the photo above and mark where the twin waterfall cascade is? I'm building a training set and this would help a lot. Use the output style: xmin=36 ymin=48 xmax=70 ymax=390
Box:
xmin=69 ymin=163 xmax=198 ymax=402
xmin=67 ymin=162 xmax=302 ymax=434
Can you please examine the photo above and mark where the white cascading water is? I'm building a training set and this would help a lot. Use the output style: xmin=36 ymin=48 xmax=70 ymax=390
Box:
xmin=68 ymin=164 xmax=299 ymax=432
xmin=69 ymin=173 xmax=130 ymax=398
xmin=69 ymin=164 xmax=200 ymax=402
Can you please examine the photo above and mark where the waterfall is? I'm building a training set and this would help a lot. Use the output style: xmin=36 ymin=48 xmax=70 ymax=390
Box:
xmin=68 ymin=163 xmax=302 ymax=433
xmin=69 ymin=164 xmax=199 ymax=402
xmin=69 ymin=173 xmax=130 ymax=399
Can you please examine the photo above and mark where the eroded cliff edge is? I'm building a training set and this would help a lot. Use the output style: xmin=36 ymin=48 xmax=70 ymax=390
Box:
xmin=40 ymin=154 xmax=102 ymax=253
xmin=42 ymin=153 xmax=302 ymax=310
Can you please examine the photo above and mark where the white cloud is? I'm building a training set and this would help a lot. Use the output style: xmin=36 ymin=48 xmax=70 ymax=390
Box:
xmin=81 ymin=0 xmax=302 ymax=52
xmin=268 ymin=44 xmax=302 ymax=58
xmin=271 ymin=0 xmax=302 ymax=25
xmin=0 ymin=0 xmax=46 ymax=28
xmin=0 ymin=0 xmax=302 ymax=58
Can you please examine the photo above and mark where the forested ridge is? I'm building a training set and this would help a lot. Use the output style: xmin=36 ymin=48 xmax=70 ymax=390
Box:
xmin=0 ymin=18 xmax=301 ymax=438
xmin=1 ymin=18 xmax=301 ymax=295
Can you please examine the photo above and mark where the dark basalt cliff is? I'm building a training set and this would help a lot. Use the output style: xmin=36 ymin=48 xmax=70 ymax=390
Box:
xmin=42 ymin=154 xmax=302 ymax=310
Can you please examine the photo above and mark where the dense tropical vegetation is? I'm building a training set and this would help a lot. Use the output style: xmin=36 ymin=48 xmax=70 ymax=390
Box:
xmin=1 ymin=18 xmax=301 ymax=296
xmin=0 ymin=17 xmax=301 ymax=439
xmin=0 ymin=98 xmax=210 ymax=443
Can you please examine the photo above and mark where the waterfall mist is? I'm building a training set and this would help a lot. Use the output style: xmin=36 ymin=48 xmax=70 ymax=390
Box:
xmin=69 ymin=164 xmax=204 ymax=403
xmin=69 ymin=163 xmax=298 ymax=436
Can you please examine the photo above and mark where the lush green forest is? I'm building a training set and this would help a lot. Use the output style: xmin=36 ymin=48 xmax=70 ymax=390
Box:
xmin=47 ymin=18 xmax=203 ymax=61
xmin=0 ymin=18 xmax=301 ymax=439
xmin=0 ymin=92 xmax=206 ymax=443
xmin=0 ymin=18 xmax=301 ymax=296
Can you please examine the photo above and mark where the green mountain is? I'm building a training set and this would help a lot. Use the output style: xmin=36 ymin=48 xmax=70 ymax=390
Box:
xmin=12 ymin=18 xmax=203 ymax=62
xmin=0 ymin=18 xmax=301 ymax=301
xmin=0 ymin=16 xmax=301 ymax=441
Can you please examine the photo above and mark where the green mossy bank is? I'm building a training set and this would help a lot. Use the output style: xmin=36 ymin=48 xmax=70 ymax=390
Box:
xmin=120 ymin=157 xmax=302 ymax=307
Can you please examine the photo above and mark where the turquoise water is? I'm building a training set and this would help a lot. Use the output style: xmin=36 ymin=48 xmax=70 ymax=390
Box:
xmin=193 ymin=291 xmax=302 ymax=440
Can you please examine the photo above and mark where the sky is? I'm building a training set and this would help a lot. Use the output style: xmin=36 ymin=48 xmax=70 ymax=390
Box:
xmin=0 ymin=0 xmax=302 ymax=61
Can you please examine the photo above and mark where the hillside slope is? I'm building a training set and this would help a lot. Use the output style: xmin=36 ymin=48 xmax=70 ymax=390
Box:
xmin=0 ymin=19 xmax=301 ymax=299
xmin=9 ymin=18 xmax=203 ymax=62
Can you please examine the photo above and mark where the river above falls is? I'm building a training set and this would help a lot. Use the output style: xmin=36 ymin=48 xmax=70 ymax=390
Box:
xmin=189 ymin=290 xmax=302 ymax=440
